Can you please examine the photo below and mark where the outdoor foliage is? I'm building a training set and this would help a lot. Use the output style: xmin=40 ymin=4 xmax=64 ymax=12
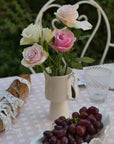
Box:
xmin=0 ymin=0 xmax=114 ymax=77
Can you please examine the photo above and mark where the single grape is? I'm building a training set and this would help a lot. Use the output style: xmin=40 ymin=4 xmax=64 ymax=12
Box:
xmin=76 ymin=125 xmax=86 ymax=136
xmin=94 ymin=120 xmax=101 ymax=129
xmin=87 ymin=106 xmax=99 ymax=115
xmin=99 ymin=121 xmax=104 ymax=129
xmin=57 ymin=129 xmax=67 ymax=138
xmin=87 ymin=124 xmax=96 ymax=134
xmin=76 ymin=137 xmax=84 ymax=144
xmin=59 ymin=116 xmax=66 ymax=121
xmin=49 ymin=136 xmax=57 ymax=144
xmin=72 ymin=112 xmax=80 ymax=118
xmin=55 ymin=118 xmax=63 ymax=125
xmin=95 ymin=113 xmax=102 ymax=121
xmin=87 ymin=115 xmax=96 ymax=125
xmin=61 ymin=136 xmax=68 ymax=144
xmin=79 ymin=106 xmax=87 ymax=113
xmin=79 ymin=119 xmax=91 ymax=127
xmin=68 ymin=124 xmax=76 ymax=134
xmin=80 ymin=112 xmax=88 ymax=119
xmin=43 ymin=131 xmax=53 ymax=139
xmin=54 ymin=125 xmax=63 ymax=130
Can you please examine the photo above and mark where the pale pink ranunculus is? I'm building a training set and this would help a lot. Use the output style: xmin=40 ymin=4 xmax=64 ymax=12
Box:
xmin=50 ymin=29 xmax=76 ymax=52
xmin=21 ymin=43 xmax=48 ymax=68
xmin=55 ymin=4 xmax=92 ymax=31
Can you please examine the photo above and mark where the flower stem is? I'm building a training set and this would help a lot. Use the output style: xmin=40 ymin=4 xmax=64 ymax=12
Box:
xmin=40 ymin=64 xmax=51 ymax=76
xmin=64 ymin=64 xmax=68 ymax=75
xmin=49 ymin=55 xmax=54 ymax=64
xmin=58 ymin=52 xmax=62 ymax=76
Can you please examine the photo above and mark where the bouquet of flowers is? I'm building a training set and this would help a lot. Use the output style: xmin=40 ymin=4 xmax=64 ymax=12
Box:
xmin=20 ymin=3 xmax=94 ymax=76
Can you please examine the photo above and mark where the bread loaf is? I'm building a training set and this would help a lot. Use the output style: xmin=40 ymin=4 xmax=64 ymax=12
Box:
xmin=0 ymin=74 xmax=31 ymax=132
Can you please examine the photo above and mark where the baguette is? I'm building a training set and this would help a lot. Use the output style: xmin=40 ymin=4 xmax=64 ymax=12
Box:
xmin=0 ymin=74 xmax=31 ymax=132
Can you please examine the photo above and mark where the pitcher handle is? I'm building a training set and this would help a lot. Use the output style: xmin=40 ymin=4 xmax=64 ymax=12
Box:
xmin=68 ymin=72 xmax=79 ymax=100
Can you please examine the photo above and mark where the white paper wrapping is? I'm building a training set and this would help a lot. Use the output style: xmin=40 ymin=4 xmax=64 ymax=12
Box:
xmin=0 ymin=76 xmax=31 ymax=132
xmin=0 ymin=92 xmax=24 ymax=131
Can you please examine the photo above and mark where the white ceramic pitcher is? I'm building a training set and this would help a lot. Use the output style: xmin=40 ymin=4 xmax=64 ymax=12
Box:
xmin=44 ymin=67 xmax=79 ymax=121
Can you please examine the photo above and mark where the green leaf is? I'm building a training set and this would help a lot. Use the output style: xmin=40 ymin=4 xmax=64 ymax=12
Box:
xmin=75 ymin=57 xmax=95 ymax=63
xmin=79 ymin=35 xmax=91 ymax=40
xmin=71 ymin=62 xmax=83 ymax=69
xmin=70 ymin=52 xmax=77 ymax=58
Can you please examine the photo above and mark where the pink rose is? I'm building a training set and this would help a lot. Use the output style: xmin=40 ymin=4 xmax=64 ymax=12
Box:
xmin=21 ymin=43 xmax=48 ymax=68
xmin=55 ymin=4 xmax=92 ymax=31
xmin=50 ymin=29 xmax=76 ymax=52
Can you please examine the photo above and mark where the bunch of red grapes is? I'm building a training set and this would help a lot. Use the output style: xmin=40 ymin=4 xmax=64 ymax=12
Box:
xmin=42 ymin=106 xmax=104 ymax=144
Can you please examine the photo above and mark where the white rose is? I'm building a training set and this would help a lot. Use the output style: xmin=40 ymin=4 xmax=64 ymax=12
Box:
xmin=55 ymin=4 xmax=92 ymax=31
xmin=21 ymin=43 xmax=48 ymax=68
xmin=41 ymin=28 xmax=53 ymax=43
xmin=20 ymin=23 xmax=41 ymax=45
xmin=20 ymin=37 xmax=34 ymax=45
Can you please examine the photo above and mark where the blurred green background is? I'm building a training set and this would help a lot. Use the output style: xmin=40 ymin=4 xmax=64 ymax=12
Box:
xmin=0 ymin=0 xmax=114 ymax=78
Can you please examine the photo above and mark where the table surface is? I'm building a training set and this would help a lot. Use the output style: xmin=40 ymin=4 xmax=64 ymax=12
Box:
xmin=0 ymin=69 xmax=114 ymax=144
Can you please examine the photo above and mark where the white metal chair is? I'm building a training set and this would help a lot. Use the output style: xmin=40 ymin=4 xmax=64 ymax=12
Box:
xmin=35 ymin=0 xmax=114 ymax=64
